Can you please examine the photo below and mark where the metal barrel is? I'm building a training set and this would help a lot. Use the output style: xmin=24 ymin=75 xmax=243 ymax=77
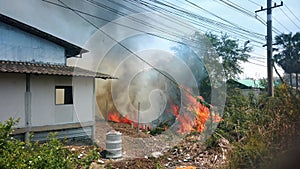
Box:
xmin=106 ymin=131 xmax=122 ymax=159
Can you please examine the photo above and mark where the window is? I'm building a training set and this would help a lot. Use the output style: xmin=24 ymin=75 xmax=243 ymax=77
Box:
xmin=55 ymin=86 xmax=73 ymax=105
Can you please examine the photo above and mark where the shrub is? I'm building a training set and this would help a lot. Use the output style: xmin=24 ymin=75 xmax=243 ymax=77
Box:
xmin=0 ymin=118 xmax=99 ymax=169
xmin=206 ymin=85 xmax=300 ymax=168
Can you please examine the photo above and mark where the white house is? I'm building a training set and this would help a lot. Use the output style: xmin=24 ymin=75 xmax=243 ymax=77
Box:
xmin=0 ymin=14 xmax=114 ymax=141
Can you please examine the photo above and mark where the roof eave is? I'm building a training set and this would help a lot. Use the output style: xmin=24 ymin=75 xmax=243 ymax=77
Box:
xmin=0 ymin=13 xmax=88 ymax=57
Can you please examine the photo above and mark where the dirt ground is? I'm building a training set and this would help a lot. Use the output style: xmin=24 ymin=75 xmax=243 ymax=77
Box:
xmin=94 ymin=120 xmax=179 ymax=158
xmin=65 ymin=120 xmax=229 ymax=169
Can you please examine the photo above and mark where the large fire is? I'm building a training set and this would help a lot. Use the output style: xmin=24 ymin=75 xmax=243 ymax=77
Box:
xmin=168 ymin=92 xmax=210 ymax=133
xmin=107 ymin=90 xmax=221 ymax=134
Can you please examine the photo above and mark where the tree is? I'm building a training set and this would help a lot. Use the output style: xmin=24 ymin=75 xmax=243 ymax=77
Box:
xmin=274 ymin=32 xmax=300 ymax=88
xmin=172 ymin=32 xmax=252 ymax=81
xmin=205 ymin=33 xmax=252 ymax=80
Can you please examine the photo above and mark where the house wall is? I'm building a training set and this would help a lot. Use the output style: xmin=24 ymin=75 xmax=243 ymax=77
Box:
xmin=0 ymin=22 xmax=65 ymax=65
xmin=30 ymin=75 xmax=94 ymax=127
xmin=0 ymin=73 xmax=26 ymax=127
xmin=241 ymin=89 xmax=262 ymax=97
xmin=73 ymin=77 xmax=94 ymax=123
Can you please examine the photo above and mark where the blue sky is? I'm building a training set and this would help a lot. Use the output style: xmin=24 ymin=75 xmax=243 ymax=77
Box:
xmin=0 ymin=0 xmax=299 ymax=79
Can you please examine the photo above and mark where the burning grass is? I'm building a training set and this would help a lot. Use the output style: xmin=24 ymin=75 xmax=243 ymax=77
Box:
xmin=107 ymin=88 xmax=221 ymax=136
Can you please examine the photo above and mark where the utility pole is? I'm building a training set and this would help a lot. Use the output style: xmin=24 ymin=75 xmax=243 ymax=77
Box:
xmin=255 ymin=0 xmax=283 ymax=97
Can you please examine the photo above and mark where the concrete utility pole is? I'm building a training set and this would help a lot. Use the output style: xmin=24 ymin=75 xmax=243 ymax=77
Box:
xmin=255 ymin=0 xmax=283 ymax=97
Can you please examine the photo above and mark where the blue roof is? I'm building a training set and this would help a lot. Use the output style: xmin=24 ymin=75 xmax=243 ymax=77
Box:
xmin=235 ymin=79 xmax=265 ymax=89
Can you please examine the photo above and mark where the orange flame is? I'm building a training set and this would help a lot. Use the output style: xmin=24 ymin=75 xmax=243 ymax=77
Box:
xmin=108 ymin=112 xmax=133 ymax=125
xmin=108 ymin=111 xmax=152 ymax=131
xmin=108 ymin=111 xmax=122 ymax=123
xmin=169 ymin=88 xmax=215 ymax=134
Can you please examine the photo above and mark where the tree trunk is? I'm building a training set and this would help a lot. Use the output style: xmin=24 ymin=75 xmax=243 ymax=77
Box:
xmin=274 ymin=64 xmax=284 ymax=84
xmin=296 ymin=73 xmax=299 ymax=89
xmin=290 ymin=73 xmax=293 ymax=87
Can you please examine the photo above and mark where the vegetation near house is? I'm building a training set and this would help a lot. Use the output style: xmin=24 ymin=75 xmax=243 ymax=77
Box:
xmin=0 ymin=118 xmax=100 ymax=169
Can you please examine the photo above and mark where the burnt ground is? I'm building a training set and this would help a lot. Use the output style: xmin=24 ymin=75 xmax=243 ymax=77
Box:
xmin=65 ymin=120 xmax=229 ymax=169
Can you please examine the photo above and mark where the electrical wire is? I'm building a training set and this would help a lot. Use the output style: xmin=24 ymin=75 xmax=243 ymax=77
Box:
xmin=41 ymin=0 xmax=209 ymax=50
xmin=183 ymin=0 xmax=265 ymax=37
xmin=246 ymin=0 xmax=262 ymax=7
xmin=213 ymin=0 xmax=282 ymax=35
xmin=121 ymin=0 xmax=209 ymax=33
xmin=98 ymin=0 xmax=263 ymax=47
xmin=248 ymin=60 xmax=267 ymax=67
xmin=84 ymin=0 xmax=264 ymax=50
xmin=285 ymin=4 xmax=300 ymax=24
xmin=249 ymin=57 xmax=266 ymax=63
xmin=149 ymin=0 xmax=265 ymax=39
xmin=43 ymin=0 xmax=268 ymax=50
xmin=273 ymin=17 xmax=291 ymax=32
xmin=133 ymin=0 xmax=266 ymax=45
xmin=279 ymin=7 xmax=300 ymax=30
xmin=174 ymin=0 xmax=268 ymax=48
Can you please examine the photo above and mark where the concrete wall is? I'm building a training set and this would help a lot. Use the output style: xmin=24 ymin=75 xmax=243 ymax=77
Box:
xmin=0 ymin=73 xmax=26 ymax=127
xmin=73 ymin=77 xmax=94 ymax=123
xmin=241 ymin=89 xmax=262 ymax=97
xmin=0 ymin=22 xmax=65 ymax=65
xmin=30 ymin=75 xmax=94 ymax=126
xmin=0 ymin=73 xmax=95 ymax=130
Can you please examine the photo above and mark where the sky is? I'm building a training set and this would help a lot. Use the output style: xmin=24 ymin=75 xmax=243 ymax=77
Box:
xmin=0 ymin=0 xmax=299 ymax=79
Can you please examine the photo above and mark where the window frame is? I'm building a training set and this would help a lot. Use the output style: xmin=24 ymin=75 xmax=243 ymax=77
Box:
xmin=55 ymin=86 xmax=73 ymax=105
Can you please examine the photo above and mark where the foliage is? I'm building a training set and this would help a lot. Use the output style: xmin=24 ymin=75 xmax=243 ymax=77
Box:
xmin=0 ymin=118 xmax=99 ymax=169
xmin=205 ymin=33 xmax=252 ymax=80
xmin=274 ymin=32 xmax=300 ymax=73
xmin=173 ymin=32 xmax=252 ymax=80
xmin=206 ymin=85 xmax=300 ymax=168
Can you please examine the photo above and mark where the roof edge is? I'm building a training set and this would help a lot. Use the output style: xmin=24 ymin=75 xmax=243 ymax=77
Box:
xmin=0 ymin=13 xmax=88 ymax=57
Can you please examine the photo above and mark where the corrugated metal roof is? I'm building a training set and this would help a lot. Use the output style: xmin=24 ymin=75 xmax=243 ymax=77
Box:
xmin=236 ymin=79 xmax=264 ymax=89
xmin=0 ymin=60 xmax=116 ymax=79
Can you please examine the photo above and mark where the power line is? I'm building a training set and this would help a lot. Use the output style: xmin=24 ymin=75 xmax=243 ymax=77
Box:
xmin=214 ymin=0 xmax=282 ymax=35
xmin=86 ymin=1 xmax=268 ymax=55
xmin=273 ymin=17 xmax=291 ymax=32
xmin=85 ymin=0 xmax=261 ymax=49
xmin=42 ymin=0 xmax=263 ymax=58
xmin=279 ymin=7 xmax=300 ymax=30
xmin=173 ymin=0 xmax=267 ymax=48
xmin=42 ymin=0 xmax=210 ymax=50
xmin=248 ymin=60 xmax=267 ymax=67
xmin=249 ymin=57 xmax=266 ymax=63
xmin=107 ymin=0 xmax=211 ymax=39
xmin=248 ymin=52 xmax=267 ymax=59
xmin=134 ymin=0 xmax=266 ymax=44
xmin=284 ymin=4 xmax=300 ymax=25
xmin=183 ymin=0 xmax=265 ymax=37
xmin=85 ymin=0 xmax=255 ymax=51
xmin=122 ymin=0 xmax=211 ymax=35
xmin=246 ymin=0 xmax=261 ymax=7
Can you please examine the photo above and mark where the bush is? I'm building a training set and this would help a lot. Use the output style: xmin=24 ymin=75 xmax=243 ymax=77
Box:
xmin=0 ymin=118 xmax=99 ymax=169
xmin=206 ymin=85 xmax=300 ymax=168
